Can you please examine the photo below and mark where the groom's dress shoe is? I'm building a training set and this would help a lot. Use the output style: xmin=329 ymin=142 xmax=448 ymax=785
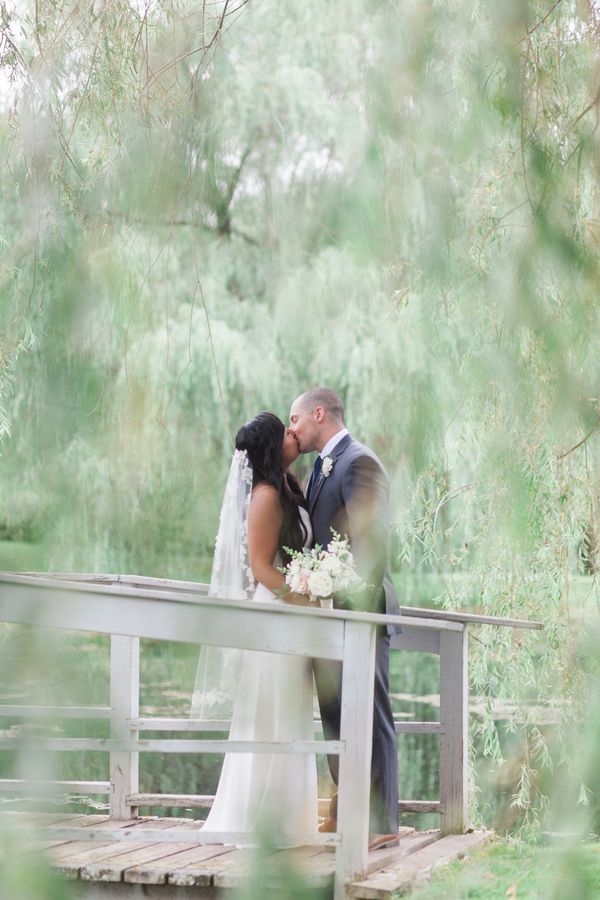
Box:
xmin=368 ymin=833 xmax=400 ymax=852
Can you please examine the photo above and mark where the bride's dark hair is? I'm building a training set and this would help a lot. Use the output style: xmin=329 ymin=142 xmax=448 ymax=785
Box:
xmin=235 ymin=412 xmax=307 ymax=562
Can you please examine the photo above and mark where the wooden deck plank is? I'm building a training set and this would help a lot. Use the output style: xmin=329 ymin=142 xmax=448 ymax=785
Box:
xmin=1 ymin=812 xmax=106 ymax=827
xmin=220 ymin=844 xmax=337 ymax=890
xmin=222 ymin=831 xmax=422 ymax=892
xmin=81 ymin=842 xmax=199 ymax=883
xmin=0 ymin=814 xmax=108 ymax=859
xmin=117 ymin=818 xmax=233 ymax=885
xmin=127 ymin=845 xmax=237 ymax=885
xmin=214 ymin=842 xmax=345 ymax=890
xmin=43 ymin=814 xmax=179 ymax=837
xmin=0 ymin=813 xmax=112 ymax=861
xmin=183 ymin=846 xmax=281 ymax=889
xmin=38 ymin=823 xmax=337 ymax=847
xmin=348 ymin=830 xmax=492 ymax=898
xmin=51 ymin=841 xmax=127 ymax=879
xmin=276 ymin=847 xmax=337 ymax=889
xmin=0 ymin=812 xmax=199 ymax=878
xmin=363 ymin=828 xmax=435 ymax=876
xmin=79 ymin=816 xmax=211 ymax=881
xmin=266 ymin=847 xmax=344 ymax=890
xmin=46 ymin=817 xmax=185 ymax=858
xmin=57 ymin=815 xmax=112 ymax=827
xmin=49 ymin=840 xmax=117 ymax=862
xmin=76 ymin=818 xmax=145 ymax=830
xmin=122 ymin=817 xmax=197 ymax=830
xmin=49 ymin=819 xmax=198 ymax=881
xmin=0 ymin=813 xmax=491 ymax=898
xmin=0 ymin=838 xmax=75 ymax=861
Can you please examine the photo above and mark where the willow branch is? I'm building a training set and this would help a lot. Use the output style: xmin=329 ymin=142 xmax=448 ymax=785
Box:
xmin=104 ymin=208 xmax=260 ymax=245
xmin=557 ymin=414 xmax=600 ymax=460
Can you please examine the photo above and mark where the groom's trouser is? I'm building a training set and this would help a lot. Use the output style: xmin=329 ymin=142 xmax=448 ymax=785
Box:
xmin=313 ymin=628 xmax=399 ymax=835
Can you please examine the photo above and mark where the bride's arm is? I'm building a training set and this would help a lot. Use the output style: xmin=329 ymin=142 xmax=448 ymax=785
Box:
xmin=247 ymin=486 xmax=314 ymax=605
xmin=247 ymin=485 xmax=287 ymax=592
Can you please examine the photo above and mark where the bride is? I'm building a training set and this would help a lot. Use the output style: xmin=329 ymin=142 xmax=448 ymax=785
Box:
xmin=191 ymin=412 xmax=318 ymax=838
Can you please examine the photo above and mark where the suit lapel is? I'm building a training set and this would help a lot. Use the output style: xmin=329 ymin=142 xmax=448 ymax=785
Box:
xmin=308 ymin=433 xmax=353 ymax=515
xmin=308 ymin=470 xmax=325 ymax=515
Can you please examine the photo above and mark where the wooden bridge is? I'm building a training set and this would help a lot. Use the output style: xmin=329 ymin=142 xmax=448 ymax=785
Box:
xmin=0 ymin=572 xmax=541 ymax=898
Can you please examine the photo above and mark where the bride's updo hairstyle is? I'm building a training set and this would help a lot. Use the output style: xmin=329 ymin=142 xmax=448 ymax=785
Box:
xmin=235 ymin=412 xmax=307 ymax=562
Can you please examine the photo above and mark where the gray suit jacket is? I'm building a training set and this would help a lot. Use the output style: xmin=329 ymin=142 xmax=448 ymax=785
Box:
xmin=308 ymin=433 xmax=401 ymax=633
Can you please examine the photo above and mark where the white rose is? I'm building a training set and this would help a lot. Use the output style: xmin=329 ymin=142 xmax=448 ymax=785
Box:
xmin=300 ymin=559 xmax=314 ymax=576
xmin=308 ymin=570 xmax=334 ymax=599
xmin=290 ymin=573 xmax=309 ymax=594
xmin=322 ymin=456 xmax=334 ymax=477
xmin=323 ymin=555 xmax=342 ymax=578
xmin=327 ymin=538 xmax=349 ymax=556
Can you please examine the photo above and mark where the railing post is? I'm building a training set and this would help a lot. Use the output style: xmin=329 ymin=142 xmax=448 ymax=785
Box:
xmin=439 ymin=626 xmax=468 ymax=834
xmin=335 ymin=621 xmax=376 ymax=900
xmin=109 ymin=635 xmax=139 ymax=819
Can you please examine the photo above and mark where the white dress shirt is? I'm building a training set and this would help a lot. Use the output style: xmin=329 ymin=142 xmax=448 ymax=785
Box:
xmin=320 ymin=428 xmax=349 ymax=459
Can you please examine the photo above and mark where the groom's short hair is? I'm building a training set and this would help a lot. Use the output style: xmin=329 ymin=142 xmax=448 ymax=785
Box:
xmin=299 ymin=388 xmax=344 ymax=422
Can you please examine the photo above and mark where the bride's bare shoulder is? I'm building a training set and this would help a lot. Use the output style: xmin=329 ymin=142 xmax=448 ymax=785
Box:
xmin=251 ymin=482 xmax=279 ymax=503
xmin=249 ymin=483 xmax=283 ymax=528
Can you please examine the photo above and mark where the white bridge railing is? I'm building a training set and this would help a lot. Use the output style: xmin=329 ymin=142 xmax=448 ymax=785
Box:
xmin=0 ymin=572 xmax=541 ymax=898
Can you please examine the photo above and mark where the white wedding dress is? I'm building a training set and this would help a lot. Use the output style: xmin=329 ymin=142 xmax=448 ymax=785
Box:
xmin=202 ymin=506 xmax=318 ymax=839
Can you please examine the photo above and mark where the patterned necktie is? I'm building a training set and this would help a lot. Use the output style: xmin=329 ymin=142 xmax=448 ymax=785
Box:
xmin=307 ymin=455 xmax=323 ymax=501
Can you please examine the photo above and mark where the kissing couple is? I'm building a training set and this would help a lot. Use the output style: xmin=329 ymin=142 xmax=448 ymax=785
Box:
xmin=191 ymin=387 xmax=401 ymax=851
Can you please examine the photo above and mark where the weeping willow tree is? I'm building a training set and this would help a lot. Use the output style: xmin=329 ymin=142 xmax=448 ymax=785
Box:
xmin=2 ymin=0 xmax=600 ymax=833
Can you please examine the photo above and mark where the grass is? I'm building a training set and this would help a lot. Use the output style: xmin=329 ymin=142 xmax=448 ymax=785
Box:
xmin=409 ymin=839 xmax=600 ymax=899
xmin=0 ymin=540 xmax=47 ymax=572
xmin=0 ymin=538 xmax=213 ymax=583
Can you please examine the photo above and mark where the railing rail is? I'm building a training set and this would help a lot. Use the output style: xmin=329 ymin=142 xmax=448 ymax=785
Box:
xmin=17 ymin=571 xmax=544 ymax=631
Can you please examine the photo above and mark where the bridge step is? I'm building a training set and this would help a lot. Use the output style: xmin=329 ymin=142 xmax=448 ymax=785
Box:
xmin=348 ymin=829 xmax=493 ymax=898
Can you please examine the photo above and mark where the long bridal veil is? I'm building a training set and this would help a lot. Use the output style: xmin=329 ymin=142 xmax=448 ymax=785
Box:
xmin=190 ymin=449 xmax=255 ymax=721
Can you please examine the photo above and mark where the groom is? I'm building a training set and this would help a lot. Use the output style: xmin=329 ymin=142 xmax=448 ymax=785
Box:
xmin=289 ymin=387 xmax=401 ymax=851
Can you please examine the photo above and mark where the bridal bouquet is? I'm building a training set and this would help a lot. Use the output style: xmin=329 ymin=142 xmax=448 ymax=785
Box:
xmin=281 ymin=530 xmax=364 ymax=608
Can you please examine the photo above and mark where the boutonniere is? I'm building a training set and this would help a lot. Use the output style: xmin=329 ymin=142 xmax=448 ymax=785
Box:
xmin=322 ymin=456 xmax=334 ymax=477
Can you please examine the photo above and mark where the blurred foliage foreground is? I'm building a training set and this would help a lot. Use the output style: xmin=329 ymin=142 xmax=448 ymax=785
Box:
xmin=2 ymin=0 xmax=600 ymax=844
